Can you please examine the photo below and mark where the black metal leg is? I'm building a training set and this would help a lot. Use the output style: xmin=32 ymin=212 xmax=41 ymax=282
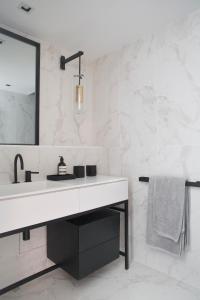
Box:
xmin=0 ymin=265 xmax=59 ymax=296
xmin=110 ymin=200 xmax=129 ymax=269
xmin=125 ymin=200 xmax=129 ymax=270
xmin=0 ymin=200 xmax=129 ymax=295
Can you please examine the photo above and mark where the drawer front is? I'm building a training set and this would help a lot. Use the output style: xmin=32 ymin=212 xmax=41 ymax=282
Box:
xmin=61 ymin=237 xmax=120 ymax=279
xmin=78 ymin=238 xmax=119 ymax=279
xmin=0 ymin=189 xmax=79 ymax=234
xmin=79 ymin=181 xmax=128 ymax=212
xmin=79 ymin=210 xmax=120 ymax=252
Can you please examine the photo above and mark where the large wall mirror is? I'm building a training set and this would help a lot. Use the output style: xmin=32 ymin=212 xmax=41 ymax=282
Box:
xmin=0 ymin=28 xmax=40 ymax=145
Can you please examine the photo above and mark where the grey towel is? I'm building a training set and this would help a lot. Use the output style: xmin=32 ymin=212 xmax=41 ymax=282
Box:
xmin=146 ymin=176 xmax=190 ymax=256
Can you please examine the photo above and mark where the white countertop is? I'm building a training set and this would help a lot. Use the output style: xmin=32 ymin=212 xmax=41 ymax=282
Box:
xmin=0 ymin=175 xmax=128 ymax=201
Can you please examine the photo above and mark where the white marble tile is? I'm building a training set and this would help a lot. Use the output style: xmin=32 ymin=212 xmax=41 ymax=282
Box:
xmin=0 ymin=90 xmax=35 ymax=144
xmin=92 ymin=8 xmax=200 ymax=290
xmin=40 ymin=44 xmax=94 ymax=146
xmin=1 ymin=260 xmax=200 ymax=300
xmin=0 ymin=245 xmax=53 ymax=288
xmin=93 ymin=53 xmax=121 ymax=148
xmin=0 ymin=235 xmax=19 ymax=259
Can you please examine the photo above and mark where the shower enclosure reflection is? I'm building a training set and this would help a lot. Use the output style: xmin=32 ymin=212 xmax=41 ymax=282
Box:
xmin=0 ymin=28 xmax=40 ymax=145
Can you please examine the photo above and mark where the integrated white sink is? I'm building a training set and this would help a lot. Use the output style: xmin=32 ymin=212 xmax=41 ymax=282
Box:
xmin=0 ymin=180 xmax=64 ymax=200
xmin=0 ymin=176 xmax=128 ymax=201
xmin=0 ymin=176 xmax=128 ymax=235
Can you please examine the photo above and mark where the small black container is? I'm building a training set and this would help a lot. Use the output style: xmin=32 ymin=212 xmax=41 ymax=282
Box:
xmin=86 ymin=165 xmax=97 ymax=176
xmin=73 ymin=166 xmax=85 ymax=178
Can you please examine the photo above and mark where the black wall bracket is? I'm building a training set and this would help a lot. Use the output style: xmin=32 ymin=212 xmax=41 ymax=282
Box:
xmin=60 ymin=51 xmax=84 ymax=70
xmin=23 ymin=229 xmax=30 ymax=241
xmin=139 ymin=176 xmax=200 ymax=187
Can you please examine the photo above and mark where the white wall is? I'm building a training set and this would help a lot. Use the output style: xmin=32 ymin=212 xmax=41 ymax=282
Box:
xmin=92 ymin=9 xmax=200 ymax=289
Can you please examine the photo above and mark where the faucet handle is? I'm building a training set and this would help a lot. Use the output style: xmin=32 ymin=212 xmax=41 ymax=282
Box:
xmin=25 ymin=170 xmax=39 ymax=182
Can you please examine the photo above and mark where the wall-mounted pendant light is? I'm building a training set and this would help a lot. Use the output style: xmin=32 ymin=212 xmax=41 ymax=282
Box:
xmin=60 ymin=51 xmax=84 ymax=114
xmin=74 ymin=54 xmax=84 ymax=114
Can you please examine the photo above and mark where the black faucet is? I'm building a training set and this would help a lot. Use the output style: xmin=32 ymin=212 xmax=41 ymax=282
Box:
xmin=25 ymin=170 xmax=39 ymax=182
xmin=13 ymin=154 xmax=24 ymax=184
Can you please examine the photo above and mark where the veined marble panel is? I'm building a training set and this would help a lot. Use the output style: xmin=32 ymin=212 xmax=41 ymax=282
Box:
xmin=40 ymin=42 xmax=94 ymax=146
xmin=92 ymin=8 xmax=200 ymax=289
xmin=1 ymin=260 xmax=200 ymax=300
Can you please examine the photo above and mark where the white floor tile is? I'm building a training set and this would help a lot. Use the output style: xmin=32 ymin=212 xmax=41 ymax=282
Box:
xmin=1 ymin=258 xmax=200 ymax=300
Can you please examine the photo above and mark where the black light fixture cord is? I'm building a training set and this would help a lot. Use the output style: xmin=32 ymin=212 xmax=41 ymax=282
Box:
xmin=79 ymin=56 xmax=81 ymax=85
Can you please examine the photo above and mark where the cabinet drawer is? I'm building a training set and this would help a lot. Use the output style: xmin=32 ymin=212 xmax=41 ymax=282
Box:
xmin=68 ymin=209 xmax=120 ymax=252
xmin=79 ymin=181 xmax=128 ymax=212
xmin=76 ymin=238 xmax=120 ymax=279
xmin=0 ymin=189 xmax=79 ymax=234
xmin=47 ymin=209 xmax=120 ymax=279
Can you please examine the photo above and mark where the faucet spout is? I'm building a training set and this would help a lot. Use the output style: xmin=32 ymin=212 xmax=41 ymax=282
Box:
xmin=13 ymin=154 xmax=24 ymax=184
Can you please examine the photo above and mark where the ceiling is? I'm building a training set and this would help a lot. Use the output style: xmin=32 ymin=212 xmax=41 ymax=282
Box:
xmin=0 ymin=0 xmax=200 ymax=61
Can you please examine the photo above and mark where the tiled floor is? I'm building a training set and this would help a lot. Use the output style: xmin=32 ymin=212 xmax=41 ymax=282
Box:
xmin=1 ymin=258 xmax=200 ymax=300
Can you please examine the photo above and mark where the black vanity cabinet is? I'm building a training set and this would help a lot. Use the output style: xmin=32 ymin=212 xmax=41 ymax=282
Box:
xmin=47 ymin=209 xmax=120 ymax=279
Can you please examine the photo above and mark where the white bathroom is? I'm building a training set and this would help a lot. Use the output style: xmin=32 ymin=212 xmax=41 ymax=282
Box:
xmin=0 ymin=0 xmax=200 ymax=299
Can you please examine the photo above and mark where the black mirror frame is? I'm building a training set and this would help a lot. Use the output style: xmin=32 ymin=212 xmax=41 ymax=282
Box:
xmin=0 ymin=27 xmax=40 ymax=145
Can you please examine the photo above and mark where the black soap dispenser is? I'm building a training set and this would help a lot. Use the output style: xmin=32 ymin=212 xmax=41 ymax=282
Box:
xmin=58 ymin=156 xmax=67 ymax=175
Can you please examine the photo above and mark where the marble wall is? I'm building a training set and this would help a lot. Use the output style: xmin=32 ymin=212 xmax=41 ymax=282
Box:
xmin=0 ymin=23 xmax=95 ymax=146
xmin=0 ymin=90 xmax=35 ymax=144
xmin=40 ymin=42 xmax=94 ymax=146
xmin=92 ymin=9 xmax=200 ymax=289
xmin=2 ymin=8 xmax=200 ymax=290
xmin=0 ymin=27 xmax=106 ymax=288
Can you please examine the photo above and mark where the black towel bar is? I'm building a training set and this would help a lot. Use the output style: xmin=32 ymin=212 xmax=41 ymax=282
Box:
xmin=139 ymin=177 xmax=200 ymax=187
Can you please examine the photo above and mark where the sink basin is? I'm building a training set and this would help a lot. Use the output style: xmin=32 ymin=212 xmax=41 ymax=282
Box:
xmin=0 ymin=176 xmax=128 ymax=236
xmin=0 ymin=181 xmax=67 ymax=200
xmin=0 ymin=180 xmax=80 ymax=235
xmin=0 ymin=176 xmax=128 ymax=201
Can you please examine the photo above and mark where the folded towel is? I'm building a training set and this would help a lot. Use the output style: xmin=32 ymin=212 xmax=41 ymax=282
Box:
xmin=146 ymin=176 xmax=190 ymax=256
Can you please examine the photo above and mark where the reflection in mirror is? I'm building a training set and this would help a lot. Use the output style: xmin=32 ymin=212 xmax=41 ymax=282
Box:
xmin=0 ymin=28 xmax=40 ymax=145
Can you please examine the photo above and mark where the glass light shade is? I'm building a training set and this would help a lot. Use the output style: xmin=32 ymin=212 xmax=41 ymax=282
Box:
xmin=75 ymin=85 xmax=84 ymax=113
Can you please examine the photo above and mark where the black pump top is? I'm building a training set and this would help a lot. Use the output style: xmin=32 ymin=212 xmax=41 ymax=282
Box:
xmin=59 ymin=156 xmax=64 ymax=163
